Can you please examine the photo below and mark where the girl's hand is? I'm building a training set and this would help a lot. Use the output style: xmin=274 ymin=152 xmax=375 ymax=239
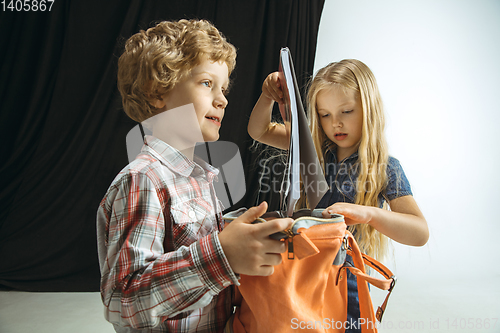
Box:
xmin=323 ymin=198 xmax=429 ymax=247
xmin=262 ymin=72 xmax=284 ymax=104
xmin=247 ymin=72 xmax=289 ymax=150
xmin=322 ymin=202 xmax=375 ymax=226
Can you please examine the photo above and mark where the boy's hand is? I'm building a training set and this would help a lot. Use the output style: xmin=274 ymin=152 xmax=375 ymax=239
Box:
xmin=262 ymin=72 xmax=284 ymax=104
xmin=219 ymin=201 xmax=293 ymax=276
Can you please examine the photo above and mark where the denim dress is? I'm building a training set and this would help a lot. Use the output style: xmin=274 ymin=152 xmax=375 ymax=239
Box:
xmin=316 ymin=149 xmax=412 ymax=332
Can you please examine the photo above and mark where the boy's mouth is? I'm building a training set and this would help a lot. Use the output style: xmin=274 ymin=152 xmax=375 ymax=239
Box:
xmin=206 ymin=116 xmax=221 ymax=125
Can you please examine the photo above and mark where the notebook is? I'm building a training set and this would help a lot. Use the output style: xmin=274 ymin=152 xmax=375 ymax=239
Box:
xmin=277 ymin=47 xmax=328 ymax=217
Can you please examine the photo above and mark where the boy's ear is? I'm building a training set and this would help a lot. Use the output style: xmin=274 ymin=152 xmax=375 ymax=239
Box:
xmin=145 ymin=81 xmax=168 ymax=109
xmin=148 ymin=93 xmax=167 ymax=109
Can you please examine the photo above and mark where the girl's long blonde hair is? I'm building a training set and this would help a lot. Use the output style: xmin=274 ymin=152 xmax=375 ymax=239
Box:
xmin=303 ymin=59 xmax=389 ymax=260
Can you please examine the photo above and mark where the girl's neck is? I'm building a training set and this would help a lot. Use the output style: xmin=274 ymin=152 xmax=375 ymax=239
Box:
xmin=336 ymin=146 xmax=358 ymax=162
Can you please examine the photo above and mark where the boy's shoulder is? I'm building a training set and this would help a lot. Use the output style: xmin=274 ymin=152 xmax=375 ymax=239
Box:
xmin=104 ymin=151 xmax=167 ymax=198
xmin=117 ymin=136 xmax=182 ymax=179
xmin=108 ymin=136 xmax=207 ymax=192
xmin=103 ymin=136 xmax=219 ymax=203
xmin=121 ymin=153 xmax=162 ymax=179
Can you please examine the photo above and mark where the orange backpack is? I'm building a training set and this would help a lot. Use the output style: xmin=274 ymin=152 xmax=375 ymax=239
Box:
xmin=223 ymin=209 xmax=396 ymax=333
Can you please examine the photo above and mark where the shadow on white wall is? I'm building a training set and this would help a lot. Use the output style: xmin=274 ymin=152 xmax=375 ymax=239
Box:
xmin=315 ymin=0 xmax=500 ymax=330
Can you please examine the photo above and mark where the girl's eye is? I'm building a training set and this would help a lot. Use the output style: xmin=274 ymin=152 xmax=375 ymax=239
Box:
xmin=320 ymin=113 xmax=329 ymax=118
xmin=342 ymin=110 xmax=353 ymax=114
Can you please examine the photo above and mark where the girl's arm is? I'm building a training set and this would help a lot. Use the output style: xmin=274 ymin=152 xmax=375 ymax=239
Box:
xmin=248 ymin=72 xmax=289 ymax=150
xmin=323 ymin=196 xmax=429 ymax=247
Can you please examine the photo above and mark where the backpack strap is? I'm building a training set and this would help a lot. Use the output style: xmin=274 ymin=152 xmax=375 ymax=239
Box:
xmin=345 ymin=234 xmax=397 ymax=322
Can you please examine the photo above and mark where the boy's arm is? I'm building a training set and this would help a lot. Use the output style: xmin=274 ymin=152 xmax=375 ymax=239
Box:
xmin=97 ymin=173 xmax=238 ymax=329
xmin=247 ymin=72 xmax=289 ymax=150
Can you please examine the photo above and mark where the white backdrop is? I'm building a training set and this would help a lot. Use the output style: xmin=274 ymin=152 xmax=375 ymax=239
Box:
xmin=315 ymin=1 xmax=500 ymax=332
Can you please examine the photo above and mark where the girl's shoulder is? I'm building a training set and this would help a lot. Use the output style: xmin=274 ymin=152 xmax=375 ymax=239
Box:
xmin=386 ymin=156 xmax=404 ymax=174
xmin=384 ymin=155 xmax=413 ymax=200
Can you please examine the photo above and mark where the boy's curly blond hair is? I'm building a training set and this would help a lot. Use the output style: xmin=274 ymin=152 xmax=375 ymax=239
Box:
xmin=117 ymin=19 xmax=237 ymax=123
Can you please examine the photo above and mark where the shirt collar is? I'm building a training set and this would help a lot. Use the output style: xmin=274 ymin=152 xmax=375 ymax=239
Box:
xmin=327 ymin=148 xmax=359 ymax=164
xmin=142 ymin=135 xmax=219 ymax=179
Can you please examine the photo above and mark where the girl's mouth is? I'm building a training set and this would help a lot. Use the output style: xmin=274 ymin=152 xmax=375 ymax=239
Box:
xmin=334 ymin=133 xmax=347 ymax=141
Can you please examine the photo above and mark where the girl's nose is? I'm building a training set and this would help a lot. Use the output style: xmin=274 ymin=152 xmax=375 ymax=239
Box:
xmin=332 ymin=115 xmax=342 ymax=128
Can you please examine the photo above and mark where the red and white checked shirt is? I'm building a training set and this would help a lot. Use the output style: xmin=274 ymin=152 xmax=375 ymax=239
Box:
xmin=97 ymin=136 xmax=239 ymax=332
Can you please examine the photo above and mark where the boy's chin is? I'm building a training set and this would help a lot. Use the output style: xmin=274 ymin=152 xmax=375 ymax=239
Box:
xmin=201 ymin=133 xmax=220 ymax=142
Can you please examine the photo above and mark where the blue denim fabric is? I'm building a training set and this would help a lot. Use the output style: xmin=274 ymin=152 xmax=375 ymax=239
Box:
xmin=316 ymin=149 xmax=412 ymax=331
xmin=346 ymin=256 xmax=361 ymax=333
xmin=317 ymin=149 xmax=413 ymax=209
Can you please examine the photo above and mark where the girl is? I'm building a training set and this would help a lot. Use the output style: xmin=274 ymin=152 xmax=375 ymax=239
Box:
xmin=248 ymin=59 xmax=428 ymax=332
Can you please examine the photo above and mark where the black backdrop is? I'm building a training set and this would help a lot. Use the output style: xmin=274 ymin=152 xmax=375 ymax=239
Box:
xmin=0 ymin=0 xmax=325 ymax=291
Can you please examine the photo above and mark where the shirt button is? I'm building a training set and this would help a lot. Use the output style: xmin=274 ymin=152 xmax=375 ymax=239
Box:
xmin=222 ymin=281 xmax=231 ymax=287
xmin=188 ymin=210 xmax=196 ymax=220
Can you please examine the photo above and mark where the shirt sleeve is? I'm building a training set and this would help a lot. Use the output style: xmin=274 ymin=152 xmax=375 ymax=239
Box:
xmin=384 ymin=157 xmax=413 ymax=202
xmin=97 ymin=171 xmax=238 ymax=330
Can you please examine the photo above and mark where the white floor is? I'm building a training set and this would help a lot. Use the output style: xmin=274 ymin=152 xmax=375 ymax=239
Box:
xmin=0 ymin=291 xmax=114 ymax=333
xmin=370 ymin=274 xmax=500 ymax=333
xmin=1 ymin=275 xmax=499 ymax=333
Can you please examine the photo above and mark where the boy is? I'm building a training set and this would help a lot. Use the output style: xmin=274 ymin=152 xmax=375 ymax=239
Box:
xmin=96 ymin=19 xmax=292 ymax=332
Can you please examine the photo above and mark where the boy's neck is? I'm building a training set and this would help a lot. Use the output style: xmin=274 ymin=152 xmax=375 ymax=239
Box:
xmin=152 ymin=133 xmax=196 ymax=161
xmin=148 ymin=103 xmax=205 ymax=161
xmin=151 ymin=125 xmax=198 ymax=161
xmin=179 ymin=146 xmax=195 ymax=161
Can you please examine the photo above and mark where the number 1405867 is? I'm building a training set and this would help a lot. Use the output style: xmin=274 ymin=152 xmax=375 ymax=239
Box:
xmin=2 ymin=0 xmax=55 ymax=11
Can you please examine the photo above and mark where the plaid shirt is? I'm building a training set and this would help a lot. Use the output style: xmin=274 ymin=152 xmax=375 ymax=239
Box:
xmin=97 ymin=136 xmax=239 ymax=332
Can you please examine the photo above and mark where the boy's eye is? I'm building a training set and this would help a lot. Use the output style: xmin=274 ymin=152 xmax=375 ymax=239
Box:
xmin=201 ymin=80 xmax=212 ymax=88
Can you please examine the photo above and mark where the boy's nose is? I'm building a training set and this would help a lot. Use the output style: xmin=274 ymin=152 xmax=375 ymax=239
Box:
xmin=214 ymin=93 xmax=228 ymax=109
